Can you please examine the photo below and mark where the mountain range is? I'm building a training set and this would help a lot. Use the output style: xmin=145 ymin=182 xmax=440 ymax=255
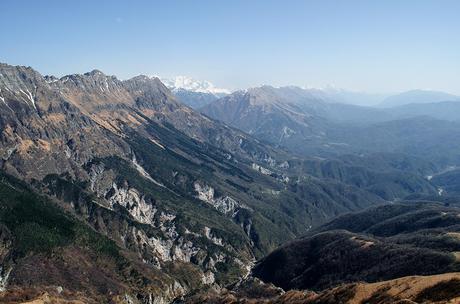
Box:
xmin=160 ymin=76 xmax=229 ymax=109
xmin=1 ymin=63 xmax=460 ymax=303
xmin=199 ymin=85 xmax=460 ymax=163
xmin=162 ymin=76 xmax=459 ymax=109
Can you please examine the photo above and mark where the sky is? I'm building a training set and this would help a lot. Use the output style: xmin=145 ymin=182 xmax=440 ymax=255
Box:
xmin=1 ymin=0 xmax=459 ymax=94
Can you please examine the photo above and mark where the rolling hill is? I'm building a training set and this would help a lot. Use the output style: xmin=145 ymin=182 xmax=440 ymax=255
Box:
xmin=252 ymin=202 xmax=460 ymax=290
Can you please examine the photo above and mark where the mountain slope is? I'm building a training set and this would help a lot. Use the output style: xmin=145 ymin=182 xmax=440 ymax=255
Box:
xmin=284 ymin=153 xmax=438 ymax=201
xmin=184 ymin=272 xmax=460 ymax=304
xmin=252 ymin=202 xmax=460 ymax=291
xmin=0 ymin=171 xmax=203 ymax=303
xmin=199 ymin=86 xmax=332 ymax=153
xmin=200 ymin=86 xmax=460 ymax=165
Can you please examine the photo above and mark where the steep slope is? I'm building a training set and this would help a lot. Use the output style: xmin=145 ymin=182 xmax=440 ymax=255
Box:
xmin=197 ymin=86 xmax=335 ymax=158
xmin=200 ymin=86 xmax=334 ymax=155
xmin=199 ymin=85 xmax=394 ymax=139
xmin=253 ymin=202 xmax=460 ymax=291
xmin=0 ymin=64 xmax=128 ymax=180
xmin=0 ymin=64 xmax=260 ymax=285
xmin=0 ymin=172 xmax=203 ymax=303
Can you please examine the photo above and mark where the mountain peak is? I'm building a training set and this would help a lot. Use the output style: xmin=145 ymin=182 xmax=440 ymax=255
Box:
xmin=59 ymin=68 xmax=118 ymax=83
xmin=84 ymin=69 xmax=106 ymax=77
xmin=159 ymin=75 xmax=230 ymax=95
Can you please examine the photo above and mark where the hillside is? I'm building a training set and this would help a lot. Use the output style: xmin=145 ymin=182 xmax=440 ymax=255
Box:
xmin=184 ymin=273 xmax=460 ymax=304
xmin=252 ymin=202 xmax=460 ymax=291
xmin=0 ymin=172 xmax=204 ymax=303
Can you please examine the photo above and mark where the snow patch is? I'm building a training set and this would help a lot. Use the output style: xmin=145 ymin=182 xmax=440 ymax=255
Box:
xmin=150 ymin=137 xmax=165 ymax=150
xmin=159 ymin=75 xmax=230 ymax=95
xmin=0 ymin=88 xmax=5 ymax=104
xmin=19 ymin=88 xmax=36 ymax=109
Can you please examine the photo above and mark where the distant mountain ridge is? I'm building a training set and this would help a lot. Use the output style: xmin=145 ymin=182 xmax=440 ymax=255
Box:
xmin=378 ymin=89 xmax=460 ymax=108
xmin=158 ymin=76 xmax=229 ymax=108
xmin=160 ymin=75 xmax=230 ymax=94
xmin=200 ymin=85 xmax=460 ymax=162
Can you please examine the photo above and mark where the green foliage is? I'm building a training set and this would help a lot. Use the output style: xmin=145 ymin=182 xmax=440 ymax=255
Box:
xmin=214 ymin=260 xmax=243 ymax=285
xmin=253 ymin=202 xmax=460 ymax=291
xmin=432 ymin=168 xmax=460 ymax=196
xmin=291 ymin=155 xmax=438 ymax=201
xmin=0 ymin=172 xmax=120 ymax=259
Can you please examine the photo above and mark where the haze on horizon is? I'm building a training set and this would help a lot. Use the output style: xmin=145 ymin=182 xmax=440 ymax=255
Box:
xmin=1 ymin=0 xmax=459 ymax=95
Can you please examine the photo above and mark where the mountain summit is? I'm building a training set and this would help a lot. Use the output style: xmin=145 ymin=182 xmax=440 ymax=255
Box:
xmin=159 ymin=75 xmax=230 ymax=95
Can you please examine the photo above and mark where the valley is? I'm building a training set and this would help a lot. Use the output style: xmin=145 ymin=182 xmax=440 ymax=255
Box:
xmin=0 ymin=63 xmax=459 ymax=303
xmin=2 ymin=2 xmax=459 ymax=303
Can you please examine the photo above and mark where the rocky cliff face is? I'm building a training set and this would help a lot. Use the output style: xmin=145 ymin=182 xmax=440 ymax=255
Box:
xmin=0 ymin=64 xmax=277 ymax=180
xmin=0 ymin=64 xmax=128 ymax=180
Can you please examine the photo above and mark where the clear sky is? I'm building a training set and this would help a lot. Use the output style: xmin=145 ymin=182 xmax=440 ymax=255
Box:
xmin=1 ymin=0 xmax=459 ymax=94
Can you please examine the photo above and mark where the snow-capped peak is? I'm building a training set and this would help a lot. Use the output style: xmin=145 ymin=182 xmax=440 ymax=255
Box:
xmin=158 ymin=76 xmax=230 ymax=95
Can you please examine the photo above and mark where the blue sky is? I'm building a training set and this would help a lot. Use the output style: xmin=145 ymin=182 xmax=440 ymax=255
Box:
xmin=1 ymin=0 xmax=459 ymax=93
